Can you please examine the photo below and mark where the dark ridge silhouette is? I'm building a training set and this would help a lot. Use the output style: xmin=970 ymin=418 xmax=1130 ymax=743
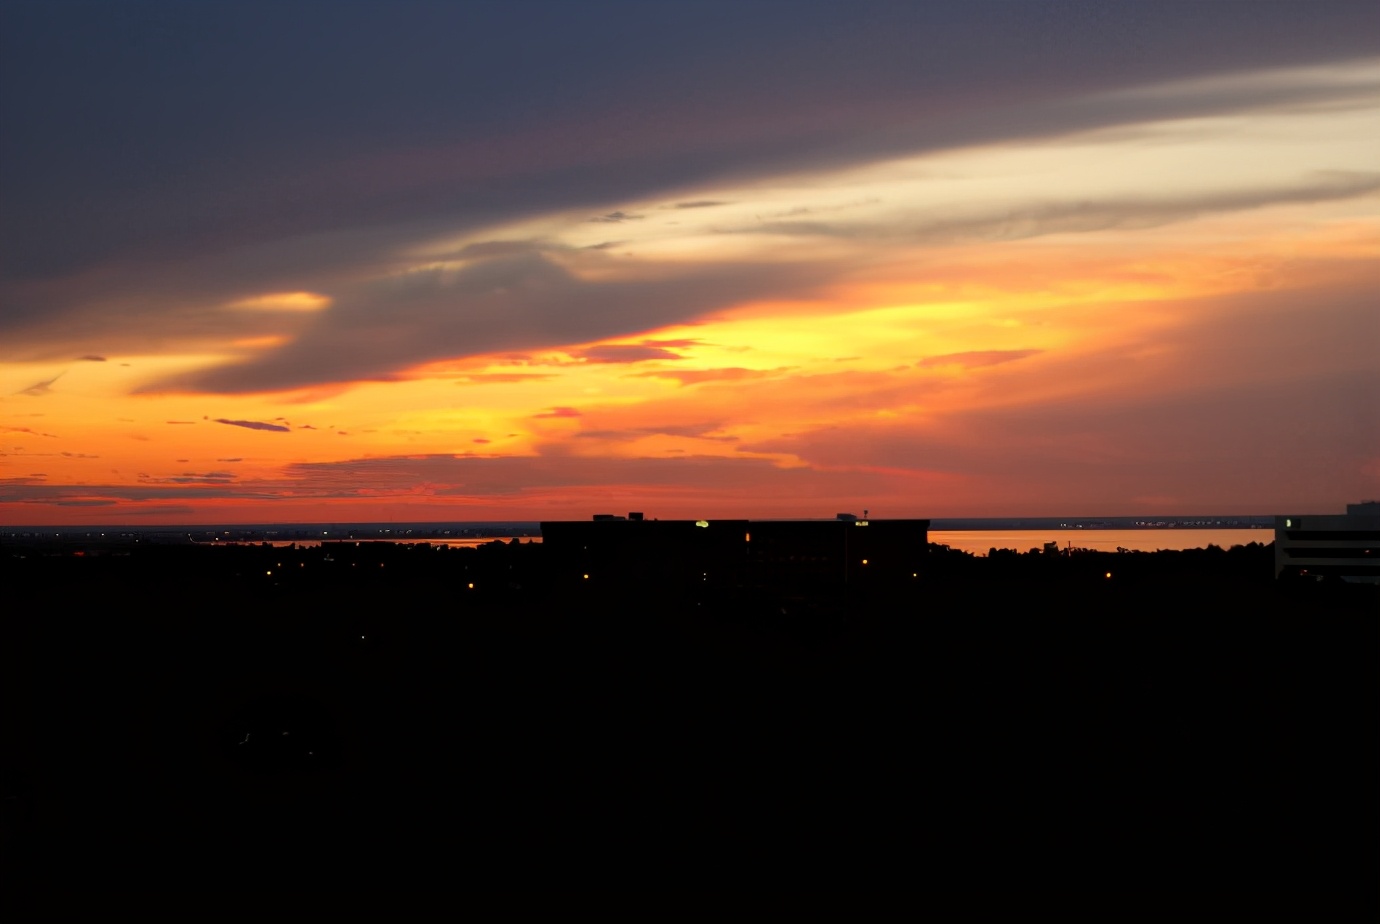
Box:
xmin=2 ymin=535 xmax=1375 ymax=904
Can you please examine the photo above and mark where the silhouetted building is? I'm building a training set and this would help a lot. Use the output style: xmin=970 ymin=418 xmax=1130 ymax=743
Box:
xmin=540 ymin=515 xmax=929 ymax=592
xmin=1274 ymin=502 xmax=1380 ymax=583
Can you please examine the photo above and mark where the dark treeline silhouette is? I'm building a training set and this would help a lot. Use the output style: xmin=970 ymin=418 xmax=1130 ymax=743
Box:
xmin=2 ymin=538 xmax=1375 ymax=903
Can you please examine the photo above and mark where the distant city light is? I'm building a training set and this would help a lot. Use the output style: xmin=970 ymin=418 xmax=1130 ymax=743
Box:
xmin=1105 ymin=572 xmax=1112 ymax=579
xmin=695 ymin=520 xmax=709 ymax=528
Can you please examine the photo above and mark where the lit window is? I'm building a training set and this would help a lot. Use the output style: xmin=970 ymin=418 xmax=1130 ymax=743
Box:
xmin=695 ymin=520 xmax=709 ymax=528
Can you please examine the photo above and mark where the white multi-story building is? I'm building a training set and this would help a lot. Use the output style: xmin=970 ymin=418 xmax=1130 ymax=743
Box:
xmin=1274 ymin=502 xmax=1380 ymax=583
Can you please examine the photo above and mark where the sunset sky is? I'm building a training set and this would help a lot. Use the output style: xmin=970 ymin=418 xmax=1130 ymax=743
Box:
xmin=2 ymin=1 xmax=1378 ymax=525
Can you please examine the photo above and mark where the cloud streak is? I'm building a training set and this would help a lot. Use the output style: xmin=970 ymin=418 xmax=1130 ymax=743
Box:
xmin=155 ymin=255 xmax=833 ymax=393
xmin=213 ymin=418 xmax=291 ymax=432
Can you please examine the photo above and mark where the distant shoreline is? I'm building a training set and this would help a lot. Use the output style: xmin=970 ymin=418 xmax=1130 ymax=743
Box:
xmin=1 ymin=515 xmax=1276 ymax=537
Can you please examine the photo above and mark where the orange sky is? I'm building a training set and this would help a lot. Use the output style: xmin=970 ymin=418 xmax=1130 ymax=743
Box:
xmin=3 ymin=52 xmax=1378 ymax=524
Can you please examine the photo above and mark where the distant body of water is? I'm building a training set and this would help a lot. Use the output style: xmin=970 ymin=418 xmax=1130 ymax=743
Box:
xmin=238 ymin=537 xmax=543 ymax=549
xmin=929 ymin=528 xmax=1271 ymax=556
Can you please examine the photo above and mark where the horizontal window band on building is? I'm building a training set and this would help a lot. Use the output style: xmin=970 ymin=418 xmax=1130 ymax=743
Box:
xmin=1274 ymin=506 xmax=1380 ymax=583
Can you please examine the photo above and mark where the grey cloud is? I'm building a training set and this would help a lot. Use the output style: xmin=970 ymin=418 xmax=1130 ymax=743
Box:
xmin=746 ymin=171 xmax=1380 ymax=243
xmin=78 ymin=354 xmax=106 ymax=361
xmin=0 ymin=483 xmax=278 ymax=504
xmin=589 ymin=211 xmax=643 ymax=223
xmin=671 ymin=200 xmax=728 ymax=209
xmin=16 ymin=373 xmax=62 ymax=396
xmin=213 ymin=418 xmax=291 ymax=432
xmin=8 ymin=2 xmax=1375 ymax=298
xmin=4 ymin=7 xmax=1377 ymax=371
xmin=928 ymin=172 xmax=1380 ymax=243
xmin=443 ymin=240 xmax=556 ymax=260
xmin=158 ymin=254 xmax=833 ymax=393
xmin=138 ymin=471 xmax=237 ymax=485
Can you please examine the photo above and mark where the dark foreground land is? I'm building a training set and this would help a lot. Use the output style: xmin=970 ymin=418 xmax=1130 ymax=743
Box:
xmin=3 ymin=540 xmax=1376 ymax=905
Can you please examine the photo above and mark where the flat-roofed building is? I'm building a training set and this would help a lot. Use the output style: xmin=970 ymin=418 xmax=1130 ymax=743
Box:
xmin=540 ymin=514 xmax=929 ymax=592
xmin=1274 ymin=501 xmax=1380 ymax=583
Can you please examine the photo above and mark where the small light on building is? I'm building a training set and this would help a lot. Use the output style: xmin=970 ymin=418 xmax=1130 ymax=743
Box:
xmin=861 ymin=559 xmax=868 ymax=565
xmin=745 ymin=532 xmax=751 ymax=542
xmin=1105 ymin=572 xmax=1112 ymax=579
xmin=582 ymin=573 xmax=589 ymax=580
xmin=695 ymin=520 xmax=709 ymax=528
xmin=265 ymin=570 xmax=272 ymax=576
xmin=467 ymin=582 xmax=474 ymax=589
xmin=1285 ymin=519 xmax=1292 ymax=527
xmin=856 ymin=520 xmax=868 ymax=526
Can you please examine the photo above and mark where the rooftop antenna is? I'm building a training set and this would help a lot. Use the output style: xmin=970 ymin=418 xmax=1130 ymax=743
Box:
xmin=864 ymin=509 xmax=869 ymax=519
